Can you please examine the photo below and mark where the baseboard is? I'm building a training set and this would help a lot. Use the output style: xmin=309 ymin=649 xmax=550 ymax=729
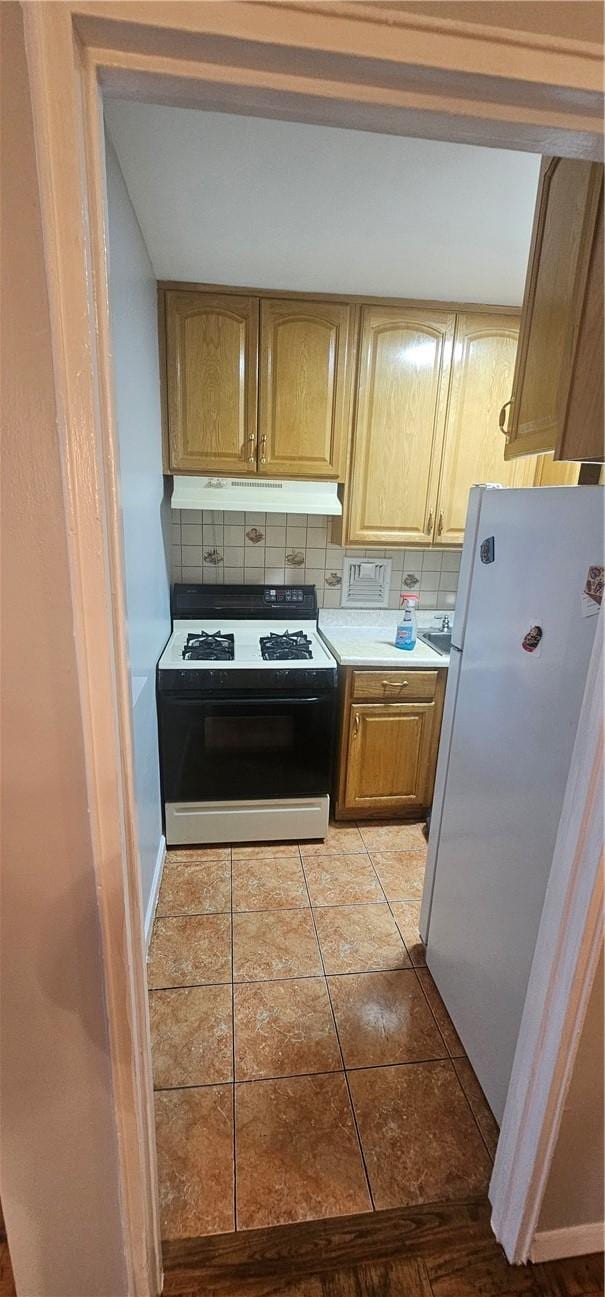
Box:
xmin=144 ymin=834 xmax=166 ymax=952
xmin=530 ymin=1221 xmax=604 ymax=1262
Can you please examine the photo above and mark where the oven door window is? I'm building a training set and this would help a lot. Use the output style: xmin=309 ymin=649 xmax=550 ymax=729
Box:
xmin=159 ymin=695 xmax=335 ymax=803
xmin=205 ymin=713 xmax=293 ymax=756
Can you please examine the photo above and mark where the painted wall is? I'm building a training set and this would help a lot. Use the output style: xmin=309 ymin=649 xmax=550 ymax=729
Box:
xmin=105 ymin=136 xmax=171 ymax=923
xmin=1 ymin=6 xmax=128 ymax=1292
xmin=104 ymin=102 xmax=540 ymax=304
xmin=171 ymin=509 xmax=460 ymax=611
xmin=396 ymin=2 xmax=604 ymax=42
xmin=538 ymin=949 xmax=604 ymax=1233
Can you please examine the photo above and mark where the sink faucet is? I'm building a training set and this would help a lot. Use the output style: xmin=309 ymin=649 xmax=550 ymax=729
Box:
xmin=436 ymin=615 xmax=451 ymax=632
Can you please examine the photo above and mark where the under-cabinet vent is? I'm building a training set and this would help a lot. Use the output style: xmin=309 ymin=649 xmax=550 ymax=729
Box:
xmin=341 ymin=557 xmax=392 ymax=608
xmin=171 ymin=475 xmax=342 ymax=516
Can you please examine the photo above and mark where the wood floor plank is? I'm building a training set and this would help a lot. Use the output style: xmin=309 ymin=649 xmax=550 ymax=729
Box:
xmin=163 ymin=1256 xmax=433 ymax=1297
xmin=162 ymin=1201 xmax=603 ymax=1297
xmin=534 ymin=1252 xmax=604 ymax=1297
xmin=162 ymin=1201 xmax=494 ymax=1293
xmin=427 ymin=1238 xmax=543 ymax=1295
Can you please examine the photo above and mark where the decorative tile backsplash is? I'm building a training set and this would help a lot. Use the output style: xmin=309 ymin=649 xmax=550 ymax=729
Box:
xmin=171 ymin=511 xmax=461 ymax=610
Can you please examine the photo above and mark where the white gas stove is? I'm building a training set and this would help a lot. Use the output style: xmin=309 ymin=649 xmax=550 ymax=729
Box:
xmin=157 ymin=584 xmax=338 ymax=846
xmin=158 ymin=619 xmax=336 ymax=674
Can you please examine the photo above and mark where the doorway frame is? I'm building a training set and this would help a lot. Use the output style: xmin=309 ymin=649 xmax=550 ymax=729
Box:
xmin=20 ymin=4 xmax=603 ymax=1292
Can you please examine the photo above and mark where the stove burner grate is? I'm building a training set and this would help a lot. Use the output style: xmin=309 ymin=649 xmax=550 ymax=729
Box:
xmin=183 ymin=630 xmax=235 ymax=661
xmin=260 ymin=630 xmax=313 ymax=661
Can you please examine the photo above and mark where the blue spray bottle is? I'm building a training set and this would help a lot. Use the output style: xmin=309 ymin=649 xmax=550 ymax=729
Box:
xmin=395 ymin=592 xmax=418 ymax=650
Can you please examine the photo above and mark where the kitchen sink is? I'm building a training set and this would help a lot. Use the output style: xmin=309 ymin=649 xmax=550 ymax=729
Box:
xmin=419 ymin=630 xmax=452 ymax=656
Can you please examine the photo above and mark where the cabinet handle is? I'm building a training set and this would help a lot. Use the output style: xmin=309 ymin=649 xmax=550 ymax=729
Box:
xmin=437 ymin=512 xmax=444 ymax=536
xmin=382 ymin=679 xmax=408 ymax=688
xmin=353 ymin=713 xmax=360 ymax=738
xmin=427 ymin=511 xmax=434 ymax=534
xmin=247 ymin=431 xmax=256 ymax=464
xmin=499 ymin=400 xmax=512 ymax=440
xmin=260 ymin=434 xmax=267 ymax=465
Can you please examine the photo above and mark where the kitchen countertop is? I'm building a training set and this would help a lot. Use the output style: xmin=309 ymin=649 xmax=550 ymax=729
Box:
xmin=318 ymin=609 xmax=451 ymax=669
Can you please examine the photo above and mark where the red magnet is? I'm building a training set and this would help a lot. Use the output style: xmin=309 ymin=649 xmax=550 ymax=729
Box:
xmin=522 ymin=625 xmax=543 ymax=653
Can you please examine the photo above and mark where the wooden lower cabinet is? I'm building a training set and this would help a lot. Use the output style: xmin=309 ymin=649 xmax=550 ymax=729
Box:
xmin=335 ymin=669 xmax=446 ymax=820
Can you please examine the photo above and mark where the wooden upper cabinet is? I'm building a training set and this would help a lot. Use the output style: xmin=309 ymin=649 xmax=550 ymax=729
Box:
xmin=533 ymin=453 xmax=579 ymax=486
xmin=556 ymin=187 xmax=604 ymax=462
xmin=165 ymin=291 xmax=258 ymax=474
xmin=259 ymin=299 xmax=355 ymax=478
xmin=348 ymin=307 xmax=456 ymax=545
xmin=435 ymin=313 xmax=534 ymax=546
xmin=504 ymin=158 xmax=604 ymax=461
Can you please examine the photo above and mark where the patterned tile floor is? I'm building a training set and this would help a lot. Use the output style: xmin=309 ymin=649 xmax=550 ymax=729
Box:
xmin=148 ymin=821 xmax=499 ymax=1240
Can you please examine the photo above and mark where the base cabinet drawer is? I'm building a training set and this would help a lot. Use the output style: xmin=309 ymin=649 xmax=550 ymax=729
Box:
xmin=335 ymin=671 xmax=446 ymax=820
xmin=350 ymin=669 xmax=438 ymax=702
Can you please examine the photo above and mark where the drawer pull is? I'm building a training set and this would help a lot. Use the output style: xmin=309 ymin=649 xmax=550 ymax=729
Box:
xmin=382 ymin=679 xmax=409 ymax=688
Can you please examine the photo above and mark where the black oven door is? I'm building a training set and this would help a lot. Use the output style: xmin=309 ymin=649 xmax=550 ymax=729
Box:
xmin=159 ymin=692 xmax=336 ymax=803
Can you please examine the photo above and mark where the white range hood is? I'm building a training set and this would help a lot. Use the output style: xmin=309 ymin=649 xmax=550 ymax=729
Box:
xmin=171 ymin=475 xmax=342 ymax=516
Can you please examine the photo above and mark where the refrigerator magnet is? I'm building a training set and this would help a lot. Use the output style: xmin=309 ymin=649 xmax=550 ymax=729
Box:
xmin=581 ymin=564 xmax=603 ymax=618
xmin=522 ymin=622 xmax=543 ymax=655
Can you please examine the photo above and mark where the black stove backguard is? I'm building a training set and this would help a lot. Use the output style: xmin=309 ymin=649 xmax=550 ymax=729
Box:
xmin=172 ymin=582 xmax=318 ymax=621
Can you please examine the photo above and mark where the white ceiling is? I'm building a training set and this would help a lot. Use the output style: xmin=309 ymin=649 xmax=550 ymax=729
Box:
xmin=105 ymin=101 xmax=540 ymax=305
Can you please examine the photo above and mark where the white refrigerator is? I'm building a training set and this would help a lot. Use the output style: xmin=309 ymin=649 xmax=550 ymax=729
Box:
xmin=420 ymin=485 xmax=603 ymax=1122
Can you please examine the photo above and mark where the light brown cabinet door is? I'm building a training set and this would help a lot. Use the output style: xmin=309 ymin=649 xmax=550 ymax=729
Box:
xmin=347 ymin=307 xmax=455 ymax=545
xmin=556 ymin=186 xmax=604 ymax=462
xmin=259 ymin=299 xmax=355 ymax=479
xmin=435 ymin=313 xmax=534 ymax=545
xmin=165 ymin=291 xmax=258 ymax=473
xmin=504 ymin=158 xmax=603 ymax=460
xmin=343 ymin=701 xmax=441 ymax=814
xmin=533 ymin=453 xmax=579 ymax=486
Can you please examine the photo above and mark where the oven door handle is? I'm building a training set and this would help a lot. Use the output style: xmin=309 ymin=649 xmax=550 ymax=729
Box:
xmin=165 ymin=695 xmax=330 ymax=708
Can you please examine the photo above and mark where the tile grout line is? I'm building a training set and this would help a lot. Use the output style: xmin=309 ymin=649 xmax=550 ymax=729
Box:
xmin=409 ymin=963 xmax=462 ymax=1063
xmin=357 ymin=829 xmax=456 ymax=1063
xmin=382 ymin=892 xmax=422 ymax=971
xmin=300 ymin=864 xmax=377 ymax=1214
xmin=152 ymin=1053 xmax=455 ymax=1094
xmin=302 ymin=852 xmax=387 ymax=909
xmin=156 ymin=894 xmax=428 ymax=920
xmin=450 ymin=1058 xmax=498 ymax=1167
xmin=149 ymin=963 xmax=433 ymax=993
xmin=337 ymin=829 xmax=497 ymax=1174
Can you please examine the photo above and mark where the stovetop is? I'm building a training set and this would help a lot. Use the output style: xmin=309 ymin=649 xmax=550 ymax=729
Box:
xmin=158 ymin=620 xmax=336 ymax=671
xmin=158 ymin=584 xmax=338 ymax=692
